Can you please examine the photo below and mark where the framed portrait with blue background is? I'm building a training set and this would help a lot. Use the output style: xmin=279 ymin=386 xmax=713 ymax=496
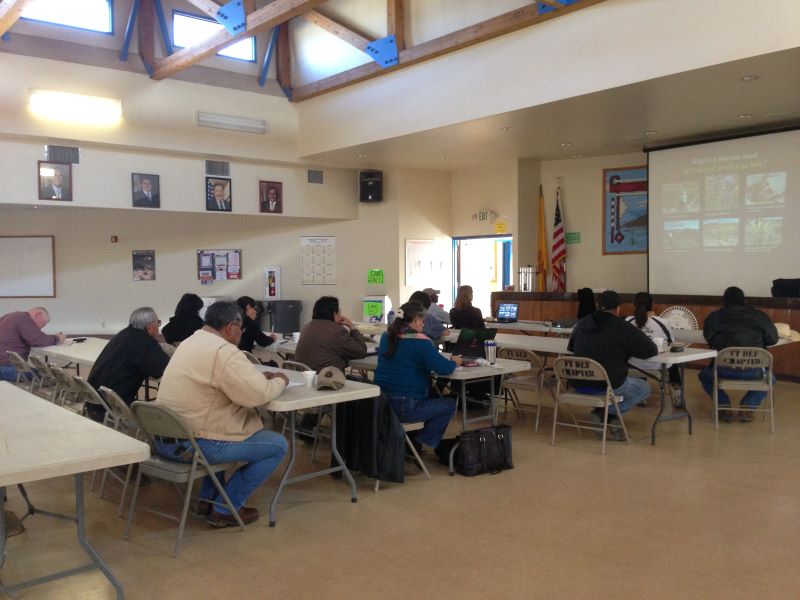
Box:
xmin=603 ymin=166 xmax=648 ymax=254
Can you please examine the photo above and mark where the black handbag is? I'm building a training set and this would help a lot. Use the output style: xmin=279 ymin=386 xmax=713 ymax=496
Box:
xmin=456 ymin=425 xmax=513 ymax=476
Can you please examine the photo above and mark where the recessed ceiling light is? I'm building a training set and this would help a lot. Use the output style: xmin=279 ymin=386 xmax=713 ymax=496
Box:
xmin=500 ymin=126 xmax=513 ymax=131
xmin=644 ymin=130 xmax=658 ymax=136
xmin=560 ymin=142 xmax=572 ymax=148
xmin=571 ymin=154 xmax=583 ymax=159
xmin=440 ymin=157 xmax=447 ymax=161
xmin=737 ymin=113 xmax=753 ymax=119
xmin=741 ymin=75 xmax=759 ymax=82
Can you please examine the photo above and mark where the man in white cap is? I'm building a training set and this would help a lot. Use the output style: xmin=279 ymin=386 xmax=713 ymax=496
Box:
xmin=423 ymin=287 xmax=450 ymax=325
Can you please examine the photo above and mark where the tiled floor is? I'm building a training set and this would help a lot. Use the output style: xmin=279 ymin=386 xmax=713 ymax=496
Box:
xmin=3 ymin=376 xmax=800 ymax=599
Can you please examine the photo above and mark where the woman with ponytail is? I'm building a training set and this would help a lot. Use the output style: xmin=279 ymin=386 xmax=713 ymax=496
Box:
xmin=376 ymin=301 xmax=462 ymax=450
xmin=625 ymin=292 xmax=682 ymax=390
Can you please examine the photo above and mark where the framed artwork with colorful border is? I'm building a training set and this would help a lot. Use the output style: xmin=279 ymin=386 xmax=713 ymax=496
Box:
xmin=602 ymin=165 xmax=648 ymax=254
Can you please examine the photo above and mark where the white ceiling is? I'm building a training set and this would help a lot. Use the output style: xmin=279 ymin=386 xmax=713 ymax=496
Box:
xmin=303 ymin=47 xmax=800 ymax=170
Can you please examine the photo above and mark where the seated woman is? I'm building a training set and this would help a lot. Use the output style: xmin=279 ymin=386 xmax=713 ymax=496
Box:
xmin=449 ymin=285 xmax=485 ymax=329
xmin=625 ymin=291 xmax=681 ymax=391
xmin=235 ymin=296 xmax=276 ymax=353
xmin=576 ymin=287 xmax=596 ymax=319
xmin=294 ymin=296 xmax=368 ymax=371
xmin=161 ymin=293 xmax=203 ymax=345
xmin=375 ymin=301 xmax=461 ymax=451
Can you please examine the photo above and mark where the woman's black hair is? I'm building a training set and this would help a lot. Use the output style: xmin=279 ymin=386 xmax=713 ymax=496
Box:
xmin=235 ymin=295 xmax=259 ymax=313
xmin=408 ymin=290 xmax=432 ymax=309
xmin=384 ymin=301 xmax=425 ymax=358
xmin=174 ymin=293 xmax=203 ymax=317
xmin=312 ymin=296 xmax=339 ymax=321
xmin=576 ymin=288 xmax=596 ymax=319
xmin=632 ymin=291 xmax=653 ymax=329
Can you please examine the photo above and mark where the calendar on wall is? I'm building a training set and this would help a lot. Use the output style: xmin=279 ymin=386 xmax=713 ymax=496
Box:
xmin=301 ymin=236 xmax=335 ymax=285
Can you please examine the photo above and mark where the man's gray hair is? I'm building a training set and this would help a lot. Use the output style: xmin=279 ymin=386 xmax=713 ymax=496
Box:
xmin=204 ymin=301 xmax=242 ymax=330
xmin=129 ymin=307 xmax=159 ymax=330
xmin=29 ymin=307 xmax=50 ymax=321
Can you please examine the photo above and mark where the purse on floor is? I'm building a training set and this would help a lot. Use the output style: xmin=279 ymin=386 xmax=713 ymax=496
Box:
xmin=456 ymin=424 xmax=514 ymax=476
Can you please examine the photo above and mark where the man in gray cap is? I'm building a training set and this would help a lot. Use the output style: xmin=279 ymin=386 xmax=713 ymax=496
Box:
xmin=423 ymin=287 xmax=450 ymax=325
xmin=567 ymin=290 xmax=657 ymax=439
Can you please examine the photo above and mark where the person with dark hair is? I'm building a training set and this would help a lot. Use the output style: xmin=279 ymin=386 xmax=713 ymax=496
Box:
xmin=375 ymin=301 xmax=461 ymax=451
xmin=294 ymin=296 xmax=368 ymax=371
xmin=699 ymin=286 xmax=778 ymax=422
xmin=154 ymin=301 xmax=288 ymax=527
xmin=625 ymin=291 xmax=681 ymax=395
xmin=576 ymin=288 xmax=596 ymax=320
xmin=235 ymin=296 xmax=276 ymax=352
xmin=567 ymin=290 xmax=657 ymax=440
xmin=409 ymin=290 xmax=445 ymax=341
xmin=449 ymin=285 xmax=485 ymax=329
xmin=161 ymin=293 xmax=204 ymax=345
xmin=423 ymin=287 xmax=450 ymax=325
xmin=86 ymin=307 xmax=171 ymax=422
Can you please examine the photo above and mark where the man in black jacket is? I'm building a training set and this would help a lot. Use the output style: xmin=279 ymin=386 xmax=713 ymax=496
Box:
xmin=567 ymin=290 xmax=658 ymax=438
xmin=699 ymin=286 xmax=778 ymax=422
xmin=86 ymin=307 xmax=171 ymax=422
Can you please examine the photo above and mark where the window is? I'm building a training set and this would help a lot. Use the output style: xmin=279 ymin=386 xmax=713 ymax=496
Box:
xmin=173 ymin=12 xmax=255 ymax=62
xmin=21 ymin=0 xmax=113 ymax=34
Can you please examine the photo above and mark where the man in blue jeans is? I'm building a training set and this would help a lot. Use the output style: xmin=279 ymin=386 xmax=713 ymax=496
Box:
xmin=567 ymin=290 xmax=658 ymax=440
xmin=154 ymin=302 xmax=289 ymax=527
xmin=699 ymin=286 xmax=778 ymax=422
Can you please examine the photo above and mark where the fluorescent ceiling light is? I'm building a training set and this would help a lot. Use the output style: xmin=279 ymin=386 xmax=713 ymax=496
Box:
xmin=29 ymin=90 xmax=121 ymax=126
xmin=197 ymin=112 xmax=267 ymax=134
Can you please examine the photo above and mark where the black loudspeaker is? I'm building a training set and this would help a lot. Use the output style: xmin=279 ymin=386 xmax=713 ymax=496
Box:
xmin=359 ymin=170 xmax=383 ymax=202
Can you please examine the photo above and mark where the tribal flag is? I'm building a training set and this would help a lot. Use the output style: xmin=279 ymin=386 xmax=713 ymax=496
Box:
xmin=551 ymin=187 xmax=566 ymax=293
xmin=535 ymin=185 xmax=547 ymax=292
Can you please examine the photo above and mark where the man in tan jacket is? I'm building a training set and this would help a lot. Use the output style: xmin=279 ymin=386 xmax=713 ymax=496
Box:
xmin=155 ymin=301 xmax=289 ymax=527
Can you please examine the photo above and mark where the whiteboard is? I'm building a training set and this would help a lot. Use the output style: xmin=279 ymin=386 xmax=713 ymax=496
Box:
xmin=0 ymin=236 xmax=55 ymax=297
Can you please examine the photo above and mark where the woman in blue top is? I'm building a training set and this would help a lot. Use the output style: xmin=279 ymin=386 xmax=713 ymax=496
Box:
xmin=375 ymin=301 xmax=462 ymax=450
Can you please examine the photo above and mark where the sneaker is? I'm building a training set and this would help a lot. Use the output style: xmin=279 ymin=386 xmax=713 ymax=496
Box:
xmin=738 ymin=410 xmax=754 ymax=423
xmin=587 ymin=410 xmax=605 ymax=438
xmin=717 ymin=409 xmax=734 ymax=423
xmin=607 ymin=416 xmax=627 ymax=441
xmin=207 ymin=506 xmax=259 ymax=528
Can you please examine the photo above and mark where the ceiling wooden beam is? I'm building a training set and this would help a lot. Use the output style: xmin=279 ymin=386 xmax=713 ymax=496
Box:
xmin=538 ymin=0 xmax=562 ymax=7
xmin=183 ymin=0 xmax=223 ymax=20
xmin=276 ymin=21 xmax=291 ymax=95
xmin=151 ymin=0 xmax=326 ymax=80
xmin=242 ymin=0 xmax=256 ymax=13
xmin=387 ymin=0 xmax=405 ymax=51
xmin=0 ymin=0 xmax=36 ymax=37
xmin=292 ymin=0 xmax=606 ymax=101
xmin=302 ymin=9 xmax=373 ymax=52
xmin=137 ymin=0 xmax=155 ymax=72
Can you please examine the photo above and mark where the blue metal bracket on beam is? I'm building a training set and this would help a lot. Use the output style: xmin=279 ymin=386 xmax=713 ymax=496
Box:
xmin=119 ymin=0 xmax=141 ymax=61
xmin=537 ymin=0 xmax=580 ymax=15
xmin=216 ymin=0 xmax=246 ymax=36
xmin=258 ymin=26 xmax=279 ymax=88
xmin=365 ymin=35 xmax=398 ymax=68
xmin=154 ymin=0 xmax=173 ymax=56
xmin=1 ymin=32 xmax=10 ymax=42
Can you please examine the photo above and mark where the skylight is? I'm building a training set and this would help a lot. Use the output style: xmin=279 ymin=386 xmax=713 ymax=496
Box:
xmin=173 ymin=12 xmax=256 ymax=62
xmin=22 ymin=0 xmax=113 ymax=34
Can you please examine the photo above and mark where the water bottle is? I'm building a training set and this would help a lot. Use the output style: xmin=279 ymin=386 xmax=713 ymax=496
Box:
xmin=387 ymin=310 xmax=395 ymax=325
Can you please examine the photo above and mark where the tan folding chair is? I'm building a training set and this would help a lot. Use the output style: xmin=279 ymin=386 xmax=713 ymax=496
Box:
xmin=125 ymin=401 xmax=244 ymax=557
xmin=99 ymin=386 xmax=142 ymax=516
xmin=374 ymin=421 xmax=431 ymax=492
xmin=713 ymin=347 xmax=775 ymax=432
xmin=48 ymin=364 xmax=84 ymax=410
xmin=552 ymin=357 xmax=631 ymax=454
xmin=5 ymin=351 xmax=39 ymax=392
xmin=243 ymin=350 xmax=262 ymax=364
xmin=282 ymin=360 xmax=331 ymax=462
xmin=497 ymin=347 xmax=553 ymax=430
xmin=27 ymin=354 xmax=59 ymax=399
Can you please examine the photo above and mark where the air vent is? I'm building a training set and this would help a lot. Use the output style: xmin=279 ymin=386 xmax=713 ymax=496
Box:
xmin=205 ymin=160 xmax=230 ymax=177
xmin=45 ymin=145 xmax=80 ymax=164
xmin=307 ymin=170 xmax=323 ymax=184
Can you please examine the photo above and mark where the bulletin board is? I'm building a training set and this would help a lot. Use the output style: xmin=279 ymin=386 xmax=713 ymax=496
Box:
xmin=0 ymin=236 xmax=56 ymax=297
xmin=197 ymin=249 xmax=241 ymax=284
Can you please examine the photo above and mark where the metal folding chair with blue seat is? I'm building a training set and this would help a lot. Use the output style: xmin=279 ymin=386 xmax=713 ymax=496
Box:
xmin=124 ymin=401 xmax=244 ymax=557
xmin=713 ymin=347 xmax=775 ymax=431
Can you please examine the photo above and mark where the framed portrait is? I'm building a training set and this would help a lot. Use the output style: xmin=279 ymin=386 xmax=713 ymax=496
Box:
xmin=206 ymin=177 xmax=232 ymax=212
xmin=259 ymin=181 xmax=283 ymax=214
xmin=38 ymin=161 xmax=72 ymax=201
xmin=602 ymin=166 xmax=648 ymax=254
xmin=131 ymin=173 xmax=160 ymax=208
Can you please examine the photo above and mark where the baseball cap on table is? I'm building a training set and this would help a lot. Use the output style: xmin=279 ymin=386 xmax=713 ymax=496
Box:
xmin=598 ymin=290 xmax=621 ymax=310
xmin=316 ymin=366 xmax=346 ymax=391
xmin=422 ymin=288 xmax=440 ymax=296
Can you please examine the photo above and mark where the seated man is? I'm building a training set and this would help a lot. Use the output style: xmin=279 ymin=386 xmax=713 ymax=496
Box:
xmin=87 ymin=307 xmax=171 ymax=422
xmin=0 ymin=307 xmax=65 ymax=382
xmin=294 ymin=296 xmax=368 ymax=372
xmin=154 ymin=301 xmax=288 ymax=527
xmin=409 ymin=291 xmax=445 ymax=341
xmin=423 ymin=287 xmax=451 ymax=325
xmin=567 ymin=290 xmax=657 ymax=439
xmin=698 ymin=286 xmax=778 ymax=422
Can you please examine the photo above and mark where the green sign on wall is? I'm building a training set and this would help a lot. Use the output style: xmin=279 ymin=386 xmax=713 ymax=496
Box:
xmin=565 ymin=232 xmax=581 ymax=244
xmin=368 ymin=269 xmax=384 ymax=284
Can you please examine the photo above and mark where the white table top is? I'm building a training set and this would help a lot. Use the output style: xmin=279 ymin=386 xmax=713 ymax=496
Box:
xmin=347 ymin=355 xmax=530 ymax=378
xmin=485 ymin=320 xmax=573 ymax=335
xmin=0 ymin=382 xmax=150 ymax=487
xmin=32 ymin=336 xmax=108 ymax=367
xmin=266 ymin=340 xmax=379 ymax=357
xmin=352 ymin=322 xmax=388 ymax=335
xmin=256 ymin=366 xmax=380 ymax=412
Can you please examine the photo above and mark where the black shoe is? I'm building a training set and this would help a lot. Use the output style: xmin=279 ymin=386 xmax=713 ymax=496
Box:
xmin=738 ymin=410 xmax=754 ymax=423
xmin=207 ymin=506 xmax=259 ymax=527
xmin=717 ymin=409 xmax=734 ymax=423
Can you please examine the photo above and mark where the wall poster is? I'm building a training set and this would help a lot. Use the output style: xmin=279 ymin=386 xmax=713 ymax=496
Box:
xmin=301 ymin=236 xmax=336 ymax=285
xmin=197 ymin=249 xmax=241 ymax=284
xmin=602 ymin=166 xmax=648 ymax=254
xmin=405 ymin=239 xmax=449 ymax=287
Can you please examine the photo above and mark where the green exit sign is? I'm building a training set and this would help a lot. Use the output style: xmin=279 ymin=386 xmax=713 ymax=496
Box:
xmin=368 ymin=269 xmax=384 ymax=284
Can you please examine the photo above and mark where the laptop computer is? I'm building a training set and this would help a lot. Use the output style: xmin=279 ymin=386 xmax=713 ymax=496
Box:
xmin=452 ymin=327 xmax=498 ymax=358
xmin=496 ymin=302 xmax=519 ymax=323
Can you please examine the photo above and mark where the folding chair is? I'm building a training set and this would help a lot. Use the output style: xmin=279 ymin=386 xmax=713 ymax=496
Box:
xmin=125 ymin=401 xmax=244 ymax=557
xmin=374 ymin=421 xmax=431 ymax=492
xmin=552 ymin=357 xmax=631 ymax=455
xmin=98 ymin=386 xmax=142 ymax=516
xmin=48 ymin=364 xmax=84 ymax=410
xmin=713 ymin=347 xmax=775 ymax=432
xmin=5 ymin=351 xmax=39 ymax=392
xmin=282 ymin=360 xmax=331 ymax=462
xmin=497 ymin=347 xmax=553 ymax=430
xmin=243 ymin=350 xmax=263 ymax=365
xmin=27 ymin=354 xmax=59 ymax=400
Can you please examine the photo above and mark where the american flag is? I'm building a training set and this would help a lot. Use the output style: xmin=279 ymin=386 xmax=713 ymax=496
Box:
xmin=551 ymin=187 xmax=566 ymax=293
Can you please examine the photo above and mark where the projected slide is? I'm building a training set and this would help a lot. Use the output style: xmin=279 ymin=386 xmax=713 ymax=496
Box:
xmin=648 ymin=129 xmax=799 ymax=296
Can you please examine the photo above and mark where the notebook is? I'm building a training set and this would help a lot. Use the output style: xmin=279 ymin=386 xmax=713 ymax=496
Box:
xmin=452 ymin=327 xmax=498 ymax=358
xmin=496 ymin=302 xmax=519 ymax=323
